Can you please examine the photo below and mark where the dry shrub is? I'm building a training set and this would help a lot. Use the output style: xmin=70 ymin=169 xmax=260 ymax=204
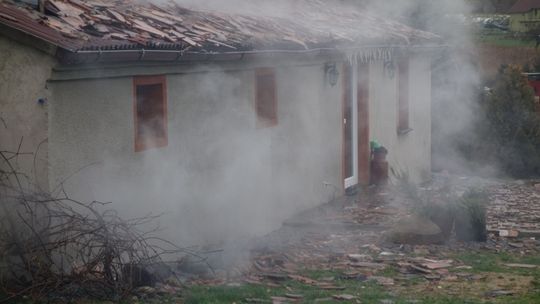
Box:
xmin=0 ymin=146 xmax=193 ymax=302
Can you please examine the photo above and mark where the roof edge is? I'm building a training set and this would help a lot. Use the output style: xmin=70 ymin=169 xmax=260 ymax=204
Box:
xmin=0 ymin=22 xmax=58 ymax=56
xmin=58 ymin=44 xmax=445 ymax=65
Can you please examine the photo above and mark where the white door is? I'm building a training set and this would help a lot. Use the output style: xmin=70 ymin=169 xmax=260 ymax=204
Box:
xmin=344 ymin=62 xmax=358 ymax=189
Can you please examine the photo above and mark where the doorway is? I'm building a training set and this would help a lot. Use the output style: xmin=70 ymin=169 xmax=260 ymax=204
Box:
xmin=343 ymin=63 xmax=358 ymax=189
xmin=343 ymin=62 xmax=370 ymax=189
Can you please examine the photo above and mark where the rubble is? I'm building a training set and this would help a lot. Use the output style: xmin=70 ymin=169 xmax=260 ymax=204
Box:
xmin=420 ymin=260 xmax=453 ymax=270
xmin=284 ymin=294 xmax=304 ymax=300
xmin=487 ymin=182 xmax=540 ymax=237
xmin=0 ymin=0 xmax=440 ymax=60
xmin=332 ymin=294 xmax=356 ymax=300
xmin=349 ymin=262 xmax=387 ymax=269
xmin=368 ymin=276 xmax=395 ymax=286
xmin=271 ymin=296 xmax=296 ymax=304
xmin=347 ymin=254 xmax=373 ymax=262
xmin=485 ymin=290 xmax=515 ymax=297
xmin=499 ymin=229 xmax=519 ymax=237
xmin=176 ymin=176 xmax=540 ymax=302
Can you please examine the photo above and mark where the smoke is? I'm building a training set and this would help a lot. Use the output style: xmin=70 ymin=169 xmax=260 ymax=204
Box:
xmin=54 ymin=63 xmax=340 ymax=250
xmin=46 ymin=0 xmax=485 ymax=271
xmin=355 ymin=0 xmax=485 ymax=175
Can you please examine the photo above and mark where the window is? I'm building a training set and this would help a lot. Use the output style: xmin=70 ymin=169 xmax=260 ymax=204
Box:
xmin=255 ymin=68 xmax=277 ymax=127
xmin=397 ymin=59 xmax=410 ymax=134
xmin=133 ymin=75 xmax=167 ymax=152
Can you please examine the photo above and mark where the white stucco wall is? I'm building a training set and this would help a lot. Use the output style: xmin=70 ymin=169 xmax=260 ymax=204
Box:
xmin=47 ymin=54 xmax=431 ymax=246
xmin=369 ymin=54 xmax=432 ymax=183
xmin=0 ymin=34 xmax=56 ymax=191
xmin=48 ymin=59 xmax=343 ymax=246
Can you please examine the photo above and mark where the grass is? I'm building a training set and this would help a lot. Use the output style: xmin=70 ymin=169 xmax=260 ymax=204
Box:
xmin=183 ymin=267 xmax=402 ymax=304
xmin=185 ymin=282 xmax=393 ymax=304
xmin=4 ymin=252 xmax=539 ymax=303
xmin=183 ymin=282 xmax=493 ymax=304
xmin=453 ymin=251 xmax=540 ymax=275
xmin=183 ymin=252 xmax=540 ymax=304
xmin=477 ymin=34 xmax=535 ymax=47
xmin=474 ymin=28 xmax=536 ymax=47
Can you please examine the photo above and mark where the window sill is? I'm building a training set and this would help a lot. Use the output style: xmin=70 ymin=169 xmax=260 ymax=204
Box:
xmin=135 ymin=138 xmax=168 ymax=152
xmin=397 ymin=128 xmax=413 ymax=136
xmin=256 ymin=119 xmax=278 ymax=129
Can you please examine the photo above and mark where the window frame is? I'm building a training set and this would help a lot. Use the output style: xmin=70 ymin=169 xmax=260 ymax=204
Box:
xmin=255 ymin=68 xmax=278 ymax=128
xmin=133 ymin=75 xmax=168 ymax=152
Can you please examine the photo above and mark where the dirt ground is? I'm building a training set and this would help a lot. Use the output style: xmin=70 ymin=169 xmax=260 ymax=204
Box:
xmin=176 ymin=175 xmax=540 ymax=303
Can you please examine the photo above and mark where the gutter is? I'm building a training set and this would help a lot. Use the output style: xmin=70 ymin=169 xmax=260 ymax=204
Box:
xmin=64 ymin=44 xmax=448 ymax=64
xmin=50 ymin=44 xmax=447 ymax=81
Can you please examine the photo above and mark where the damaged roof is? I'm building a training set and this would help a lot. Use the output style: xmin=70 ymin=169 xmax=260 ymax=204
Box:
xmin=0 ymin=0 xmax=440 ymax=62
xmin=509 ymin=0 xmax=540 ymax=13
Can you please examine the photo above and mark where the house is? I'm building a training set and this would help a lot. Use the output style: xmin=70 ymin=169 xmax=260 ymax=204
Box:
xmin=508 ymin=0 xmax=540 ymax=32
xmin=0 ymin=0 xmax=440 ymax=245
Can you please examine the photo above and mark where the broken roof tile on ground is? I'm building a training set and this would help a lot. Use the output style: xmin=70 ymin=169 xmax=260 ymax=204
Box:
xmin=0 ymin=0 xmax=441 ymax=57
xmin=487 ymin=181 xmax=540 ymax=237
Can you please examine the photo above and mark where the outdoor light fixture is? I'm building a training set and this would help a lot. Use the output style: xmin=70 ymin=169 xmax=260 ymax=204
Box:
xmin=384 ymin=60 xmax=396 ymax=79
xmin=325 ymin=62 xmax=339 ymax=86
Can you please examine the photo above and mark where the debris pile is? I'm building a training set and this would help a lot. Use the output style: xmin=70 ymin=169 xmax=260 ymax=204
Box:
xmin=487 ymin=181 xmax=540 ymax=238
xmin=0 ymin=148 xmax=196 ymax=302
xmin=220 ymin=179 xmax=540 ymax=303
xmin=0 ymin=0 xmax=440 ymax=55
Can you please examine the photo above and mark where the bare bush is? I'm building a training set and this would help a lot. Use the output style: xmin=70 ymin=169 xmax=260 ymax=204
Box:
xmin=0 ymin=145 xmax=194 ymax=302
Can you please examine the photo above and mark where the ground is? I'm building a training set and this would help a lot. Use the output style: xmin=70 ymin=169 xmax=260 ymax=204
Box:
xmin=170 ymin=176 xmax=540 ymax=304
xmin=10 ymin=176 xmax=538 ymax=303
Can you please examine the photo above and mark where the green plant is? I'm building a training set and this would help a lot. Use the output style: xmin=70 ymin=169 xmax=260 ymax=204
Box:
xmin=391 ymin=168 xmax=457 ymax=239
xmin=390 ymin=168 xmax=423 ymax=204
xmin=455 ymin=64 xmax=540 ymax=178
xmin=455 ymin=190 xmax=489 ymax=242
xmin=482 ymin=65 xmax=540 ymax=177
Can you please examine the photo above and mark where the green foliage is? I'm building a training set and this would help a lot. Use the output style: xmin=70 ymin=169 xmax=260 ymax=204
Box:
xmin=482 ymin=65 xmax=540 ymax=177
xmin=475 ymin=29 xmax=536 ymax=47
xmin=183 ymin=272 xmax=391 ymax=304
xmin=390 ymin=168 xmax=423 ymax=205
xmin=455 ymin=190 xmax=488 ymax=241
xmin=458 ymin=190 xmax=488 ymax=225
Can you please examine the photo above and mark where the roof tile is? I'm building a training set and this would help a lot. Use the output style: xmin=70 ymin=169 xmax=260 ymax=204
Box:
xmin=0 ymin=0 xmax=440 ymax=54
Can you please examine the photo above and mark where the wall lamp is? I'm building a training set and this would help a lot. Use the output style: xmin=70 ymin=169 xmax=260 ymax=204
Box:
xmin=325 ymin=62 xmax=340 ymax=86
xmin=384 ymin=60 xmax=396 ymax=79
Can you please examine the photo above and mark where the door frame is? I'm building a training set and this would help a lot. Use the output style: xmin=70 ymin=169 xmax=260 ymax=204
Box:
xmin=342 ymin=61 xmax=370 ymax=189
xmin=343 ymin=62 xmax=359 ymax=189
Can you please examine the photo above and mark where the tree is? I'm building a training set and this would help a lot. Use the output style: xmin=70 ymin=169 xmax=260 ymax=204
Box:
xmin=481 ymin=65 xmax=540 ymax=176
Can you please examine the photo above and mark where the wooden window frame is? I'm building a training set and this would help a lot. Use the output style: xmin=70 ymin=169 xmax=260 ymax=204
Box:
xmin=357 ymin=63 xmax=370 ymax=185
xmin=397 ymin=59 xmax=412 ymax=135
xmin=133 ymin=75 xmax=168 ymax=152
xmin=255 ymin=68 xmax=278 ymax=128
